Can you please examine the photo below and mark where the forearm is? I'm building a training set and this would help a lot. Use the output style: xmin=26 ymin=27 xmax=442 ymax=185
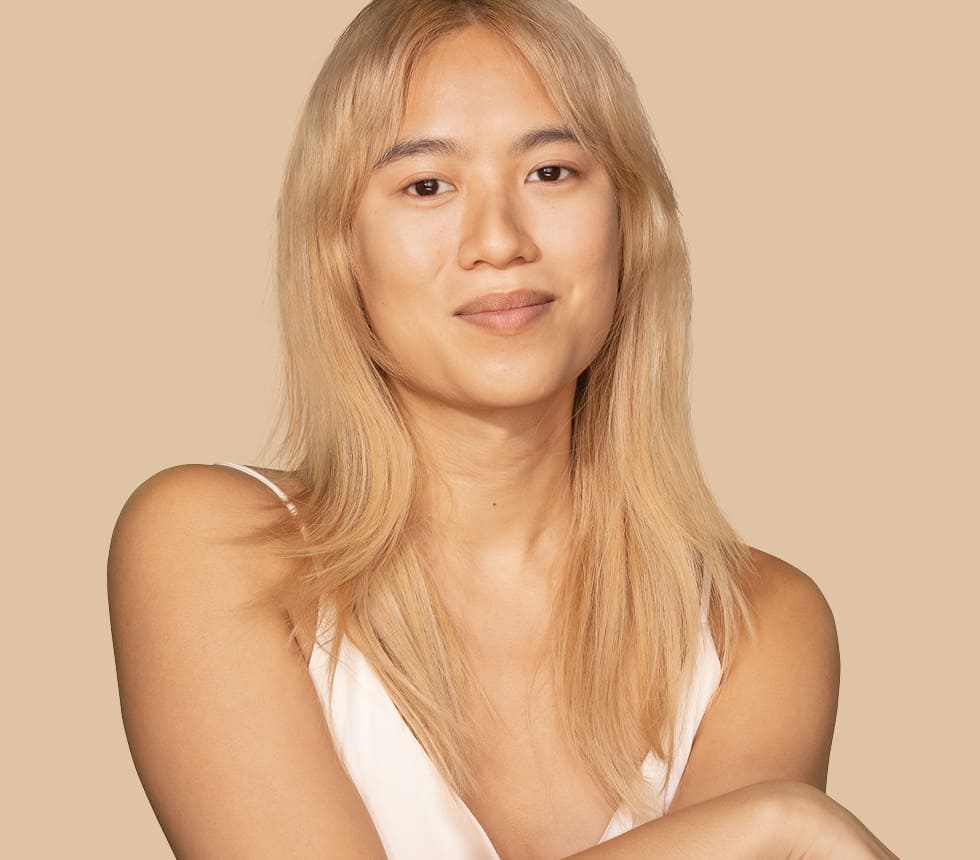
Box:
xmin=563 ymin=781 xmax=791 ymax=860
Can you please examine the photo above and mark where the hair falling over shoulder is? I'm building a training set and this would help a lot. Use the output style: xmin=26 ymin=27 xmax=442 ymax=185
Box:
xmin=257 ymin=0 xmax=756 ymax=817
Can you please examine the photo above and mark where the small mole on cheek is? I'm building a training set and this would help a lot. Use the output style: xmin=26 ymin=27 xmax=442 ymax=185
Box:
xmin=492 ymin=502 xmax=497 ymax=507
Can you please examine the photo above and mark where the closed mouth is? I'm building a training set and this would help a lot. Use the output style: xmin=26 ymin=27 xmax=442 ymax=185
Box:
xmin=454 ymin=289 xmax=556 ymax=315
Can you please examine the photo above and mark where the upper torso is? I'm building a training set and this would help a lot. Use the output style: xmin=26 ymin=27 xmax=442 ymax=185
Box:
xmin=215 ymin=461 xmax=721 ymax=860
xmin=306 ymin=612 xmax=721 ymax=860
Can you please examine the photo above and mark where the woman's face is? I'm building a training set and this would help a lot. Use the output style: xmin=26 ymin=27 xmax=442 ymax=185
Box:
xmin=350 ymin=24 xmax=620 ymax=412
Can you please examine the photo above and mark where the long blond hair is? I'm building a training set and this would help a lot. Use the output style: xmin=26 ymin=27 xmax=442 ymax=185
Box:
xmin=262 ymin=0 xmax=755 ymax=815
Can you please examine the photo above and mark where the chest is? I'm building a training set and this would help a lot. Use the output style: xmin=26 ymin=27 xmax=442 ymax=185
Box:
xmin=456 ymin=630 xmax=632 ymax=860
xmin=461 ymin=682 xmax=615 ymax=858
xmin=296 ymin=596 xmax=648 ymax=858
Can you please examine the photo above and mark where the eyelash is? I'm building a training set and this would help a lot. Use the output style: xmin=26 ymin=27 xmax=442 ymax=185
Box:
xmin=402 ymin=164 xmax=578 ymax=198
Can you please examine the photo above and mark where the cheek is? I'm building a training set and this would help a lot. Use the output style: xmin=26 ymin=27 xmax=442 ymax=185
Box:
xmin=551 ymin=194 xmax=620 ymax=356
xmin=583 ymin=194 xmax=621 ymax=280
xmin=360 ymin=198 xmax=458 ymax=271
xmin=548 ymin=194 xmax=620 ymax=298
xmin=541 ymin=187 xmax=619 ymax=274
xmin=351 ymin=208 xmax=453 ymax=353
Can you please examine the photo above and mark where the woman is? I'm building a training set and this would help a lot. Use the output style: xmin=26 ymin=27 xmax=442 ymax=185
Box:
xmin=108 ymin=1 xmax=898 ymax=857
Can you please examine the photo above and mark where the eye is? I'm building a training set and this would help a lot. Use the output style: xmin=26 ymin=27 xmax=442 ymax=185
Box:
xmin=403 ymin=178 xmax=453 ymax=197
xmin=528 ymin=164 xmax=576 ymax=183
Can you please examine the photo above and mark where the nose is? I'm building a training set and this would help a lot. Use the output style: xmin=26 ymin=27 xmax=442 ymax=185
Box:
xmin=457 ymin=183 xmax=540 ymax=270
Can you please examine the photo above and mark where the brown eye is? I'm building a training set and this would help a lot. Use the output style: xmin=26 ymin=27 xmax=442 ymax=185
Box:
xmin=405 ymin=178 xmax=450 ymax=197
xmin=529 ymin=165 xmax=575 ymax=183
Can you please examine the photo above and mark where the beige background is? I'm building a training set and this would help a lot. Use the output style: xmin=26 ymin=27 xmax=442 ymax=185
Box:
xmin=4 ymin=0 xmax=976 ymax=856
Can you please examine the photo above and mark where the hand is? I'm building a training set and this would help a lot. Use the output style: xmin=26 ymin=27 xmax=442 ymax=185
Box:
xmin=771 ymin=781 xmax=900 ymax=860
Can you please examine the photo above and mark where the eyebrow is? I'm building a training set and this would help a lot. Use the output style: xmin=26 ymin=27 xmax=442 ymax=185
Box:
xmin=373 ymin=126 xmax=581 ymax=170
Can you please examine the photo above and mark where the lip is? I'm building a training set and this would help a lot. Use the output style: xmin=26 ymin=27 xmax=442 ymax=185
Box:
xmin=455 ymin=300 xmax=554 ymax=334
xmin=453 ymin=288 xmax=556 ymax=316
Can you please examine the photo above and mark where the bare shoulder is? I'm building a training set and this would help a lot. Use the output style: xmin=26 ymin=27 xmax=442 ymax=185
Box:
xmin=112 ymin=461 xmax=303 ymax=533
xmin=733 ymin=546 xmax=840 ymax=711
xmin=671 ymin=547 xmax=840 ymax=808
xmin=742 ymin=546 xmax=837 ymax=615
xmin=740 ymin=547 xmax=839 ymax=654
xmin=108 ymin=463 xmax=302 ymax=605
xmin=107 ymin=464 xmax=385 ymax=858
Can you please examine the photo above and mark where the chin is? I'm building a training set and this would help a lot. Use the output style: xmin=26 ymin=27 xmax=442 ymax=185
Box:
xmin=453 ymin=374 xmax=574 ymax=413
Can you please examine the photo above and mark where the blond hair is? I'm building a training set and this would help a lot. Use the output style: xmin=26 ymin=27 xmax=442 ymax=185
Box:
xmin=262 ymin=0 xmax=755 ymax=815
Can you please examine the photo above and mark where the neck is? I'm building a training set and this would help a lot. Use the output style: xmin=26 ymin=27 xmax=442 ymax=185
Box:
xmin=393 ymin=380 xmax=577 ymax=594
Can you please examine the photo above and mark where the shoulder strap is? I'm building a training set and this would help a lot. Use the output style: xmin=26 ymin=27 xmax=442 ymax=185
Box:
xmin=212 ymin=460 xmax=302 ymax=523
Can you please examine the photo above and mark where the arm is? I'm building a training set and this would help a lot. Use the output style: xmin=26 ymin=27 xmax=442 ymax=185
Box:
xmin=108 ymin=465 xmax=387 ymax=860
xmin=565 ymin=551 xmax=897 ymax=859
xmin=672 ymin=549 xmax=840 ymax=806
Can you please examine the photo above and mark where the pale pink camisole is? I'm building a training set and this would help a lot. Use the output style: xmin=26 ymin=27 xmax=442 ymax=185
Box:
xmin=214 ymin=461 xmax=722 ymax=859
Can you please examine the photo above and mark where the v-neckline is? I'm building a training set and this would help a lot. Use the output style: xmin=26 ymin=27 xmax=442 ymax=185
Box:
xmin=326 ymin=632 xmax=641 ymax=857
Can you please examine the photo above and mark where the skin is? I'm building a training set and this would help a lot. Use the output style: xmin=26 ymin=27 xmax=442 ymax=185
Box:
xmin=349 ymin=30 xmax=626 ymax=850
xmin=108 ymin=22 xmax=898 ymax=860
xmin=350 ymin=24 xmax=619 ymax=613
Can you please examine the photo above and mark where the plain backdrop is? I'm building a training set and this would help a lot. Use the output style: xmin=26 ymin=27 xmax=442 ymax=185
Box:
xmin=4 ymin=1 xmax=976 ymax=856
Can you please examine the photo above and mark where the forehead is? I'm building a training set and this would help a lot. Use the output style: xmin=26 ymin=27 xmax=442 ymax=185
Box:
xmin=399 ymin=25 xmax=564 ymax=138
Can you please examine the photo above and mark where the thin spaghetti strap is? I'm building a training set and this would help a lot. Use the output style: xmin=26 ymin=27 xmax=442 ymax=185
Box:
xmin=212 ymin=460 xmax=301 ymax=521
